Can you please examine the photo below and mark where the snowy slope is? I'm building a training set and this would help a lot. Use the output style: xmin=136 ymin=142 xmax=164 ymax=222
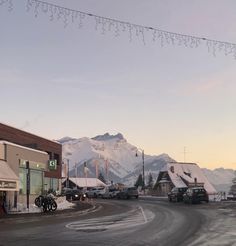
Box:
xmin=202 ymin=168 xmax=236 ymax=192
xmin=59 ymin=133 xmax=235 ymax=189
xmin=59 ymin=133 xmax=174 ymax=184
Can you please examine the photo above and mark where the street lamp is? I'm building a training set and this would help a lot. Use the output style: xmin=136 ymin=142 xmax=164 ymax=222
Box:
xmin=135 ymin=148 xmax=145 ymax=192
xmin=62 ymin=158 xmax=70 ymax=188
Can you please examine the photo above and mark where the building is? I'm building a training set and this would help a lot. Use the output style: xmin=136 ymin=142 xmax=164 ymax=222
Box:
xmin=62 ymin=177 xmax=107 ymax=189
xmin=0 ymin=123 xmax=62 ymax=213
xmin=155 ymin=162 xmax=216 ymax=196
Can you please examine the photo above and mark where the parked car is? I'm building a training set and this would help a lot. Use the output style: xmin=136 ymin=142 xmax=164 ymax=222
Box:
xmin=102 ymin=188 xmax=120 ymax=199
xmin=168 ymin=187 xmax=188 ymax=202
xmin=85 ymin=187 xmax=106 ymax=198
xmin=227 ymin=194 xmax=236 ymax=201
xmin=183 ymin=187 xmax=209 ymax=204
xmin=116 ymin=187 xmax=139 ymax=199
xmin=62 ymin=188 xmax=86 ymax=201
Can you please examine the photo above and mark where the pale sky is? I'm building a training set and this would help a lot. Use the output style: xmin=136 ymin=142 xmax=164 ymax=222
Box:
xmin=1 ymin=0 xmax=236 ymax=170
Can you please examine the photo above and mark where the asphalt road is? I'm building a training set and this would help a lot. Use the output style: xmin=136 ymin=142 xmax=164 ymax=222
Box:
xmin=0 ymin=198 xmax=235 ymax=246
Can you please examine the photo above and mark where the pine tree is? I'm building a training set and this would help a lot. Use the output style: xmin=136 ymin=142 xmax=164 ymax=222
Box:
xmin=98 ymin=172 xmax=106 ymax=184
xmin=134 ymin=174 xmax=143 ymax=188
xmin=147 ymin=173 xmax=154 ymax=189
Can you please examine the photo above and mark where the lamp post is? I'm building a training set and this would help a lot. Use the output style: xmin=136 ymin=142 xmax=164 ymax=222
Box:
xmin=62 ymin=158 xmax=70 ymax=188
xmin=136 ymin=148 xmax=145 ymax=192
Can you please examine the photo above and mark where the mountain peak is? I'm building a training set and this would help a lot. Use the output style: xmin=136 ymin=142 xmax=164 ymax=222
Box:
xmin=57 ymin=136 xmax=76 ymax=144
xmin=92 ymin=132 xmax=125 ymax=141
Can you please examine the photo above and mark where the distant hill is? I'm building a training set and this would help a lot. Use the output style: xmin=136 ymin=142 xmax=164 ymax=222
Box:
xmin=202 ymin=168 xmax=235 ymax=192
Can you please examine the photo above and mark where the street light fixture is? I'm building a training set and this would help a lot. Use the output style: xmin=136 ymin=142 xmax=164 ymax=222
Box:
xmin=135 ymin=148 xmax=145 ymax=192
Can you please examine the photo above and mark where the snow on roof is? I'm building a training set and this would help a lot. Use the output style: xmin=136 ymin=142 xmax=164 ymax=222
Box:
xmin=167 ymin=162 xmax=216 ymax=194
xmin=63 ymin=177 xmax=107 ymax=187
xmin=0 ymin=141 xmax=48 ymax=155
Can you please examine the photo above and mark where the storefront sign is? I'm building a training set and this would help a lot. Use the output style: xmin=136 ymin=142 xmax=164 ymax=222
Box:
xmin=0 ymin=180 xmax=17 ymax=189
xmin=48 ymin=160 xmax=57 ymax=170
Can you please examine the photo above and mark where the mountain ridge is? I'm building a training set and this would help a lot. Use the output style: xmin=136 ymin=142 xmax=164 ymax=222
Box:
xmin=59 ymin=133 xmax=235 ymax=191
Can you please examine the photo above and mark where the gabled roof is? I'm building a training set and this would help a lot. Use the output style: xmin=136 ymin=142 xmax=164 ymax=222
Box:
xmin=62 ymin=177 xmax=107 ymax=187
xmin=165 ymin=162 xmax=216 ymax=194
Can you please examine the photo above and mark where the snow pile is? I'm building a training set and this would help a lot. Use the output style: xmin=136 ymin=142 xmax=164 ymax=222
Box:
xmin=56 ymin=196 xmax=75 ymax=210
xmin=8 ymin=196 xmax=74 ymax=214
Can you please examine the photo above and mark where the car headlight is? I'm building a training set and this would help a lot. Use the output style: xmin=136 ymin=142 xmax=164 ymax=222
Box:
xmin=75 ymin=194 xmax=78 ymax=197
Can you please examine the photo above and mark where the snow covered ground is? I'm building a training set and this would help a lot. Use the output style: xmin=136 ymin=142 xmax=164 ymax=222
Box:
xmin=8 ymin=196 xmax=75 ymax=214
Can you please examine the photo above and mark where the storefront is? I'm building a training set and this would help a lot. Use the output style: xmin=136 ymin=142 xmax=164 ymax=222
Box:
xmin=0 ymin=123 xmax=62 ymax=212
xmin=0 ymin=141 xmax=53 ymax=212
xmin=0 ymin=160 xmax=19 ymax=215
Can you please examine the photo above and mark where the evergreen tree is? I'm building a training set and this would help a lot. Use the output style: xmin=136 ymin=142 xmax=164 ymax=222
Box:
xmin=98 ymin=172 xmax=106 ymax=184
xmin=134 ymin=174 xmax=143 ymax=188
xmin=147 ymin=173 xmax=154 ymax=189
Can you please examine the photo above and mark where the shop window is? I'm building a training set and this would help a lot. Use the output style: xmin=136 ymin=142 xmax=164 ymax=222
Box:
xmin=19 ymin=167 xmax=44 ymax=195
xmin=30 ymin=170 xmax=43 ymax=195
xmin=19 ymin=168 xmax=27 ymax=195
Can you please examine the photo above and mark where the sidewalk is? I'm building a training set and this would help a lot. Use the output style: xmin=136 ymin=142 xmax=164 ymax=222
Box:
xmin=0 ymin=200 xmax=94 ymax=221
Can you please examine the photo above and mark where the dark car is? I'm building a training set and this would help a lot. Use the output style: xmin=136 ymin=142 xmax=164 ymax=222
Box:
xmin=183 ymin=187 xmax=209 ymax=204
xmin=116 ymin=187 xmax=139 ymax=199
xmin=63 ymin=189 xmax=86 ymax=201
xmin=168 ymin=187 xmax=188 ymax=202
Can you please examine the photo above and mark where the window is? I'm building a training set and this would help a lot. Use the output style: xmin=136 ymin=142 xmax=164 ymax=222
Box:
xmin=0 ymin=144 xmax=6 ymax=161
xmin=19 ymin=168 xmax=27 ymax=195
xmin=30 ymin=170 xmax=43 ymax=195
xmin=19 ymin=167 xmax=43 ymax=195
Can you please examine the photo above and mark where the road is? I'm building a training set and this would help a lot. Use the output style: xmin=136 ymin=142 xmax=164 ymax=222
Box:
xmin=0 ymin=198 xmax=235 ymax=246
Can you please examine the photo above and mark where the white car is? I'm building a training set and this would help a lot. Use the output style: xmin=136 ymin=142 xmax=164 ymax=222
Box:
xmin=102 ymin=188 xmax=120 ymax=199
xmin=86 ymin=187 xmax=106 ymax=198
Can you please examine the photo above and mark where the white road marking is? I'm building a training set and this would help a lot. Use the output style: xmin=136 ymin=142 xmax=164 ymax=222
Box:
xmin=139 ymin=205 xmax=147 ymax=223
xmin=66 ymin=206 xmax=154 ymax=231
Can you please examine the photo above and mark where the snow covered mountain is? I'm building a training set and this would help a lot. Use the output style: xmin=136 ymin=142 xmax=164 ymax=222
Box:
xmin=59 ymin=133 xmax=235 ymax=190
xmin=202 ymin=168 xmax=236 ymax=192
xmin=59 ymin=133 xmax=174 ymax=185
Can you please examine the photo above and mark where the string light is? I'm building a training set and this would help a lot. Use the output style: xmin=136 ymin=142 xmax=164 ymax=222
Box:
xmin=1 ymin=0 xmax=236 ymax=59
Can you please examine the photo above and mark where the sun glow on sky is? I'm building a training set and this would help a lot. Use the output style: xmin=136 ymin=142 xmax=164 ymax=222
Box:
xmin=1 ymin=0 xmax=236 ymax=170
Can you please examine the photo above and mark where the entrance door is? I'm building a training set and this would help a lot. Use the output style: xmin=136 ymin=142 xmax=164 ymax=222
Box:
xmin=0 ymin=191 xmax=7 ymax=215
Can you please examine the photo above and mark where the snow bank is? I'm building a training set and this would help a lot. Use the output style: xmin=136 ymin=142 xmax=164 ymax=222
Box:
xmin=8 ymin=196 xmax=75 ymax=214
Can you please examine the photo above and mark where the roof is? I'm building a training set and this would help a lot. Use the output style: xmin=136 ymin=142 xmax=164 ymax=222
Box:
xmin=166 ymin=162 xmax=216 ymax=194
xmin=0 ymin=140 xmax=49 ymax=155
xmin=62 ymin=177 xmax=107 ymax=187
xmin=0 ymin=122 xmax=60 ymax=145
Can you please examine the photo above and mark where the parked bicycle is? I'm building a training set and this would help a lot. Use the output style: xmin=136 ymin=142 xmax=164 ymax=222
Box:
xmin=35 ymin=194 xmax=57 ymax=212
